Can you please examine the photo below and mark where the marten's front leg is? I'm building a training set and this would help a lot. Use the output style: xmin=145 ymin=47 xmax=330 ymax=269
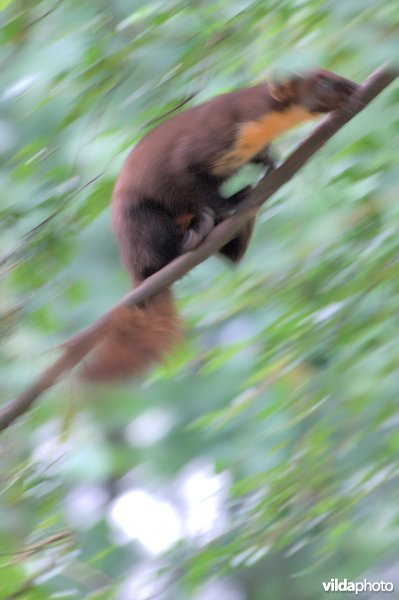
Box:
xmin=217 ymin=186 xmax=255 ymax=263
xmin=219 ymin=150 xmax=277 ymax=263
xmin=218 ymin=217 xmax=255 ymax=263
xmin=180 ymin=186 xmax=254 ymax=256
xmin=180 ymin=184 xmax=254 ymax=254
xmin=181 ymin=207 xmax=216 ymax=252
xmin=180 ymin=154 xmax=275 ymax=257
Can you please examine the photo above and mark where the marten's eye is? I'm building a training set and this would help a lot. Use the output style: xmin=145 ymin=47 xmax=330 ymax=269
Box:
xmin=316 ymin=78 xmax=334 ymax=91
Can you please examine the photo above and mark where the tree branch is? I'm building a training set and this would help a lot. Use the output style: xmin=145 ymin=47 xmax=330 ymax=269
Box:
xmin=1 ymin=65 xmax=396 ymax=432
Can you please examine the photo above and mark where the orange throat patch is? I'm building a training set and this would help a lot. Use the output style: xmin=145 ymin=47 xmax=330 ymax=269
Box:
xmin=212 ymin=105 xmax=315 ymax=177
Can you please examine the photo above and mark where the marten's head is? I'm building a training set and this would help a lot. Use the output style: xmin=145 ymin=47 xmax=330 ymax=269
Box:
xmin=269 ymin=69 xmax=358 ymax=113
xmin=301 ymin=69 xmax=359 ymax=112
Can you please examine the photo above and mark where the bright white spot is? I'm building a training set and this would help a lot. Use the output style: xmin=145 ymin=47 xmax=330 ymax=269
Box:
xmin=108 ymin=489 xmax=182 ymax=555
xmin=2 ymin=74 xmax=39 ymax=100
xmin=180 ymin=464 xmax=230 ymax=541
xmin=313 ymin=301 xmax=345 ymax=323
xmin=125 ymin=408 xmax=175 ymax=448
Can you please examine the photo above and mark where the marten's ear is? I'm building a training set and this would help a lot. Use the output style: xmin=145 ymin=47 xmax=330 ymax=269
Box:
xmin=269 ymin=76 xmax=301 ymax=108
xmin=269 ymin=81 xmax=285 ymax=103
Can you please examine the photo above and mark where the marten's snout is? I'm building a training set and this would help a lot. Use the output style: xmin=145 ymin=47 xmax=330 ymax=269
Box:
xmin=302 ymin=71 xmax=359 ymax=113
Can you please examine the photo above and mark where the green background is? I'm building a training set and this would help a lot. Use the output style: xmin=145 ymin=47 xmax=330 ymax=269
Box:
xmin=1 ymin=1 xmax=399 ymax=598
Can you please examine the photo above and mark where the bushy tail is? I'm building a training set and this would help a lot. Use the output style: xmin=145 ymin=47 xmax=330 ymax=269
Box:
xmin=80 ymin=289 xmax=182 ymax=381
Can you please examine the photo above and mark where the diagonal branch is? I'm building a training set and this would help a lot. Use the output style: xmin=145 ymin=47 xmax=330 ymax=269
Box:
xmin=1 ymin=65 xmax=397 ymax=432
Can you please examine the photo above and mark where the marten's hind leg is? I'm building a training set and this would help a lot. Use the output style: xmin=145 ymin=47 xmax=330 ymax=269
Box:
xmin=219 ymin=217 xmax=256 ymax=263
xmin=119 ymin=202 xmax=182 ymax=280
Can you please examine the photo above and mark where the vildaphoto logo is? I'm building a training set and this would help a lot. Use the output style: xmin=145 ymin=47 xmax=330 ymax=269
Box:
xmin=322 ymin=579 xmax=394 ymax=594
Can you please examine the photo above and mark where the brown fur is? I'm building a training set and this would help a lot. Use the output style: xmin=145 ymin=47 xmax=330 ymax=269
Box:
xmin=83 ymin=69 xmax=357 ymax=381
xmin=212 ymin=106 xmax=315 ymax=176
xmin=81 ymin=290 xmax=181 ymax=381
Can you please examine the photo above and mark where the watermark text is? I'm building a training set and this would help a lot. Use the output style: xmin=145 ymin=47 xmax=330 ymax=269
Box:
xmin=322 ymin=578 xmax=394 ymax=595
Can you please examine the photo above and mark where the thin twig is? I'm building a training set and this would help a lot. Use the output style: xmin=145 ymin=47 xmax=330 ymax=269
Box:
xmin=10 ymin=531 xmax=72 ymax=563
xmin=0 ymin=65 xmax=396 ymax=432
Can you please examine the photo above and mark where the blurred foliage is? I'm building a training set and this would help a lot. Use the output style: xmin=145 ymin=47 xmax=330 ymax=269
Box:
xmin=1 ymin=0 xmax=399 ymax=599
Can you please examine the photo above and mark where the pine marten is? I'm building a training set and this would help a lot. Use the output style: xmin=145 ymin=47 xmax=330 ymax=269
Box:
xmin=81 ymin=68 xmax=358 ymax=380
